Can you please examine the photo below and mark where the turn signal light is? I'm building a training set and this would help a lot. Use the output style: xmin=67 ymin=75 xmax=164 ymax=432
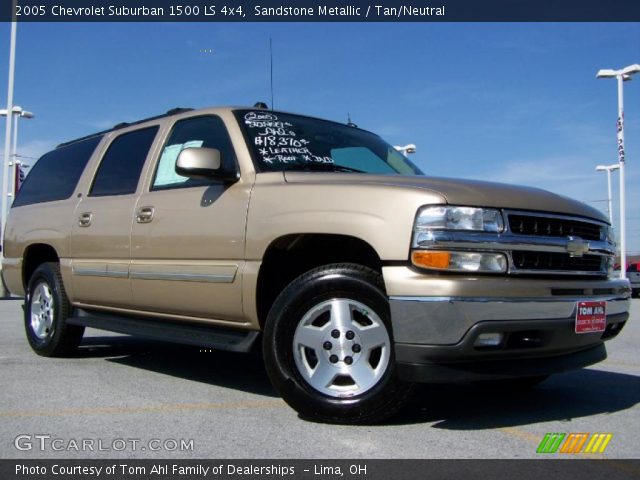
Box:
xmin=411 ymin=251 xmax=451 ymax=269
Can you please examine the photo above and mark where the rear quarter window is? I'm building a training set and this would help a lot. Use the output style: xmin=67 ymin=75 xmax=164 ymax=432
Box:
xmin=12 ymin=135 xmax=103 ymax=208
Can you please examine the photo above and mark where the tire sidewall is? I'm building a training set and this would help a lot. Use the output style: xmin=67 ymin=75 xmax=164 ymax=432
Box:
xmin=264 ymin=265 xmax=405 ymax=422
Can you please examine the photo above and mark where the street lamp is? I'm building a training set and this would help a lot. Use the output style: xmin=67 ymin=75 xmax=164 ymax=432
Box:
xmin=596 ymin=63 xmax=640 ymax=278
xmin=595 ymin=164 xmax=619 ymax=224
xmin=394 ymin=144 xmax=416 ymax=156
xmin=1 ymin=0 xmax=18 ymax=297
xmin=0 ymin=107 xmax=34 ymax=206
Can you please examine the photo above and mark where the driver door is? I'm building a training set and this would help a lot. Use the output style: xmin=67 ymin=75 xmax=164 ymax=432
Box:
xmin=129 ymin=115 xmax=252 ymax=323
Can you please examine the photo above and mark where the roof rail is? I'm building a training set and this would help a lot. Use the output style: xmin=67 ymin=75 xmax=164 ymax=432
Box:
xmin=57 ymin=107 xmax=193 ymax=148
xmin=111 ymin=107 xmax=193 ymax=131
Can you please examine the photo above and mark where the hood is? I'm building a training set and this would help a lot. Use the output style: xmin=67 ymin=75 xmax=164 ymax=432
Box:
xmin=283 ymin=172 xmax=608 ymax=223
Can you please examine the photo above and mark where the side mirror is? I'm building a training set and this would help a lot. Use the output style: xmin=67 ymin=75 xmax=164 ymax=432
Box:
xmin=175 ymin=147 xmax=239 ymax=183
xmin=175 ymin=147 xmax=222 ymax=179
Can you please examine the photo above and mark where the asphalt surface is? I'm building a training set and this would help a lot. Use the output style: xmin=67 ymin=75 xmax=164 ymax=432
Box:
xmin=0 ymin=298 xmax=638 ymax=459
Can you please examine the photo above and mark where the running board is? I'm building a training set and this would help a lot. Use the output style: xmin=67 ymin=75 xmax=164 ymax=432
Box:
xmin=66 ymin=309 xmax=259 ymax=353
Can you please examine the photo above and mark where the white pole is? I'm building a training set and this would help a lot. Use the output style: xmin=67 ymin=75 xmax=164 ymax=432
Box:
xmin=606 ymin=168 xmax=613 ymax=224
xmin=10 ymin=111 xmax=18 ymax=202
xmin=1 ymin=2 xmax=18 ymax=297
xmin=616 ymin=73 xmax=626 ymax=279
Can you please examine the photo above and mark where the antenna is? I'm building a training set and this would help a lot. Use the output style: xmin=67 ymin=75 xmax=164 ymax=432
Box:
xmin=269 ymin=38 xmax=274 ymax=110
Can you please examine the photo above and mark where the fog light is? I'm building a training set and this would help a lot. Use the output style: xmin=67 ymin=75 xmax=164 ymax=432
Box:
xmin=474 ymin=333 xmax=504 ymax=347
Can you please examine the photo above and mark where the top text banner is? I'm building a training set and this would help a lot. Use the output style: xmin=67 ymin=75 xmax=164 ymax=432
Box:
xmin=1 ymin=0 xmax=640 ymax=22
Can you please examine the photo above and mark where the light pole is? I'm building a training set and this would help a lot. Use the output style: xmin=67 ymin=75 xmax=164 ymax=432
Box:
xmin=595 ymin=164 xmax=619 ymax=224
xmin=394 ymin=144 xmax=417 ymax=156
xmin=0 ymin=106 xmax=34 ymax=207
xmin=596 ymin=63 xmax=640 ymax=278
xmin=1 ymin=0 xmax=18 ymax=297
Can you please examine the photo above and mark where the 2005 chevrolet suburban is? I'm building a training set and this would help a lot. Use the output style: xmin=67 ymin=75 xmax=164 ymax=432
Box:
xmin=1 ymin=105 xmax=631 ymax=423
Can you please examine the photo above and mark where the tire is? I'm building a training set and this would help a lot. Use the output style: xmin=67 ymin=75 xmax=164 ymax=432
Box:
xmin=24 ymin=262 xmax=84 ymax=357
xmin=263 ymin=263 xmax=413 ymax=424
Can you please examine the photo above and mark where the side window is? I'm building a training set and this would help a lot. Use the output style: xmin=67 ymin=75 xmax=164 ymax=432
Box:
xmin=89 ymin=126 xmax=158 ymax=197
xmin=628 ymin=264 xmax=637 ymax=273
xmin=152 ymin=115 xmax=236 ymax=190
xmin=12 ymin=135 xmax=103 ymax=207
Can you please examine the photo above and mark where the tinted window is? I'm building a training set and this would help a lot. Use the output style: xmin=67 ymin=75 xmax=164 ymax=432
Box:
xmin=90 ymin=126 xmax=158 ymax=197
xmin=12 ymin=136 xmax=102 ymax=207
xmin=152 ymin=115 xmax=236 ymax=190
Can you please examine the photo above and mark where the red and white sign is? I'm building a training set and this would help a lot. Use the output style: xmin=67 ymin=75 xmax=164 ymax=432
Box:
xmin=575 ymin=301 xmax=606 ymax=334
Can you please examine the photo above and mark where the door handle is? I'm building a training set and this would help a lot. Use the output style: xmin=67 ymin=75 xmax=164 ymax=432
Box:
xmin=78 ymin=212 xmax=93 ymax=227
xmin=136 ymin=206 xmax=155 ymax=223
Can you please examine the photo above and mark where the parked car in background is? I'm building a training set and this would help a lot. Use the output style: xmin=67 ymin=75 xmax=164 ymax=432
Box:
xmin=620 ymin=263 xmax=640 ymax=298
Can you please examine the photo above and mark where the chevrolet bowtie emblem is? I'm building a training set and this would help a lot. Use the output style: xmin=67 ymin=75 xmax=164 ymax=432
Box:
xmin=566 ymin=236 xmax=590 ymax=257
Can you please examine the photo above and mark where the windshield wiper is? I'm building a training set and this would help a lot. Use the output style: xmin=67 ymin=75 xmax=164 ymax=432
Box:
xmin=286 ymin=163 xmax=364 ymax=173
xmin=331 ymin=165 xmax=364 ymax=173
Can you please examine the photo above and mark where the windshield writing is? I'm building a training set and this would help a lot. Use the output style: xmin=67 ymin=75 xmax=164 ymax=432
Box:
xmin=236 ymin=110 xmax=423 ymax=175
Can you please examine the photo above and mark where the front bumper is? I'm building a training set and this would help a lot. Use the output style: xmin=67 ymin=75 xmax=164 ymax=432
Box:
xmin=393 ymin=313 xmax=627 ymax=382
xmin=396 ymin=343 xmax=609 ymax=383
xmin=385 ymin=267 xmax=630 ymax=383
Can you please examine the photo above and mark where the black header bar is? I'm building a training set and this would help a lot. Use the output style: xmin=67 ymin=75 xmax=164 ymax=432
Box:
xmin=1 ymin=0 xmax=639 ymax=22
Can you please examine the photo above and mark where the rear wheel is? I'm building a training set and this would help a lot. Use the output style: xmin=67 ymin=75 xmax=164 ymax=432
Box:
xmin=263 ymin=263 xmax=412 ymax=424
xmin=24 ymin=262 xmax=84 ymax=357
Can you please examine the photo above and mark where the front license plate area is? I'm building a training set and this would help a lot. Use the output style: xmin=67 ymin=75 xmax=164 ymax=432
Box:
xmin=575 ymin=301 xmax=606 ymax=334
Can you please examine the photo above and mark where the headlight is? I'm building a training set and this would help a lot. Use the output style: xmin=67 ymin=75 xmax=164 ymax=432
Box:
xmin=414 ymin=206 xmax=504 ymax=233
xmin=411 ymin=205 xmax=507 ymax=274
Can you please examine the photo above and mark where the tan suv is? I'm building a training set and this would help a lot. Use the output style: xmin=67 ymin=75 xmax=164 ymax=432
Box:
xmin=2 ymin=106 xmax=631 ymax=424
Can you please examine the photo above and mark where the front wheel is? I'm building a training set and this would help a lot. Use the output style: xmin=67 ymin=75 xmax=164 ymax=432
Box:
xmin=24 ymin=262 xmax=84 ymax=357
xmin=263 ymin=264 xmax=412 ymax=424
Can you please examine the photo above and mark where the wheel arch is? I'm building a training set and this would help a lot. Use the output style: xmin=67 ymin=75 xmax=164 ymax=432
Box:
xmin=22 ymin=243 xmax=60 ymax=290
xmin=255 ymin=233 xmax=383 ymax=329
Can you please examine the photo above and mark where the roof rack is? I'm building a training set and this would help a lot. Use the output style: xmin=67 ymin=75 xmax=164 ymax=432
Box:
xmin=57 ymin=107 xmax=193 ymax=148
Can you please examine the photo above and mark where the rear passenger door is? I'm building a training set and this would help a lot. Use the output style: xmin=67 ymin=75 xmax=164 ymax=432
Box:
xmin=69 ymin=126 xmax=160 ymax=309
xmin=129 ymin=115 xmax=251 ymax=323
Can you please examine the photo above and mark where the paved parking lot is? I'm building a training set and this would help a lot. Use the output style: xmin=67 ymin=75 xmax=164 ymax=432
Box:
xmin=1 ymin=298 xmax=638 ymax=459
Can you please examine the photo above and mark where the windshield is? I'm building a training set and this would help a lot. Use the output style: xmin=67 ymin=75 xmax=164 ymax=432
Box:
xmin=235 ymin=109 xmax=424 ymax=175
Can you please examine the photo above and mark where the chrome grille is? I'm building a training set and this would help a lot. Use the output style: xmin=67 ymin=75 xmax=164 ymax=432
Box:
xmin=511 ymin=251 xmax=604 ymax=273
xmin=504 ymin=211 xmax=611 ymax=276
xmin=508 ymin=214 xmax=602 ymax=241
